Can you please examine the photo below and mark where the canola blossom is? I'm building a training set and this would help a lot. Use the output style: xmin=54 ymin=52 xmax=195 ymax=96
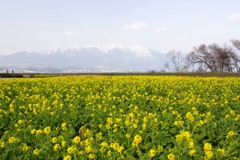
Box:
xmin=0 ymin=76 xmax=240 ymax=159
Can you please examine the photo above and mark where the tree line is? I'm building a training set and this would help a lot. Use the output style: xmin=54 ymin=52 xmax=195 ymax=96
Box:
xmin=165 ymin=39 xmax=240 ymax=73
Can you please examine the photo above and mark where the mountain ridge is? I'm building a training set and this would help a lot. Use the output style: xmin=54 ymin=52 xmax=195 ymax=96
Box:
xmin=0 ymin=45 xmax=168 ymax=73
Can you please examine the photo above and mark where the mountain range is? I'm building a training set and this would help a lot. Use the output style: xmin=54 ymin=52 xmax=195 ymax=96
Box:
xmin=0 ymin=45 xmax=168 ymax=73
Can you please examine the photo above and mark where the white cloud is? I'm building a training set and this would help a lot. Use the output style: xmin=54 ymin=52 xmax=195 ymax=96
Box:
xmin=228 ymin=12 xmax=240 ymax=22
xmin=155 ymin=27 xmax=168 ymax=32
xmin=64 ymin=31 xmax=74 ymax=36
xmin=123 ymin=21 xmax=148 ymax=30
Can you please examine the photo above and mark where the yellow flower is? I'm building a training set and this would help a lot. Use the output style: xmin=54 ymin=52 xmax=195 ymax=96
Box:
xmin=174 ymin=120 xmax=184 ymax=126
xmin=36 ymin=129 xmax=43 ymax=135
xmin=235 ymin=116 xmax=239 ymax=121
xmin=67 ymin=146 xmax=76 ymax=154
xmin=203 ymin=143 xmax=212 ymax=151
xmin=116 ymin=118 xmax=121 ymax=123
xmin=176 ymin=134 xmax=183 ymax=141
xmin=52 ymin=137 xmax=58 ymax=143
xmin=72 ymin=136 xmax=81 ymax=144
xmin=106 ymin=124 xmax=111 ymax=129
xmin=158 ymin=145 xmax=163 ymax=152
xmin=227 ymin=131 xmax=236 ymax=138
xmin=167 ymin=153 xmax=175 ymax=160
xmin=8 ymin=137 xmax=17 ymax=144
xmin=85 ymin=139 xmax=90 ymax=146
xmin=100 ymin=147 xmax=106 ymax=153
xmin=107 ymin=150 xmax=112 ymax=156
xmin=89 ymin=154 xmax=95 ymax=159
xmin=110 ymin=142 xmax=124 ymax=153
xmin=176 ymin=131 xmax=191 ymax=141
xmin=197 ymin=120 xmax=204 ymax=126
xmin=63 ymin=155 xmax=72 ymax=160
xmin=188 ymin=140 xmax=194 ymax=149
xmin=107 ymin=117 xmax=113 ymax=124
xmin=132 ymin=141 xmax=138 ymax=147
xmin=78 ymin=151 xmax=83 ymax=155
xmin=61 ymin=122 xmax=67 ymax=131
xmin=129 ymin=112 xmax=134 ymax=118
xmin=22 ymin=143 xmax=29 ymax=151
xmin=149 ymin=149 xmax=156 ymax=158
xmin=143 ymin=117 xmax=147 ymax=123
xmin=18 ymin=120 xmax=24 ymax=124
xmin=44 ymin=127 xmax=51 ymax=134
xmin=125 ymin=119 xmax=130 ymax=126
xmin=186 ymin=112 xmax=194 ymax=122
xmin=205 ymin=151 xmax=213 ymax=159
xmin=217 ymin=148 xmax=225 ymax=156
xmin=53 ymin=144 xmax=60 ymax=151
xmin=117 ymin=145 xmax=124 ymax=153
xmin=154 ymin=118 xmax=158 ymax=122
xmin=132 ymin=134 xmax=142 ymax=147
xmin=189 ymin=149 xmax=196 ymax=157
xmin=182 ymin=131 xmax=191 ymax=139
xmin=96 ymin=132 xmax=103 ymax=140
xmin=100 ymin=141 xmax=108 ymax=147
xmin=61 ymin=141 xmax=66 ymax=147
xmin=230 ymin=110 xmax=235 ymax=115
xmin=31 ymin=129 xmax=36 ymax=134
xmin=0 ymin=141 xmax=5 ymax=148
xmin=142 ymin=123 xmax=147 ymax=129
xmin=225 ymin=114 xmax=229 ymax=119
xmin=126 ymin=133 xmax=131 ymax=139
xmin=33 ymin=148 xmax=40 ymax=155
xmin=85 ymin=145 xmax=93 ymax=153
xmin=133 ymin=124 xmax=138 ymax=129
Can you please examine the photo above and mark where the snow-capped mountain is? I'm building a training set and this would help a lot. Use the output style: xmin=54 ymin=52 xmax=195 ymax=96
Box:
xmin=0 ymin=45 xmax=168 ymax=73
xmin=44 ymin=45 xmax=153 ymax=58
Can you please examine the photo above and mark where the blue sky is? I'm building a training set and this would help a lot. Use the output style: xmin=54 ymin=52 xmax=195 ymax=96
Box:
xmin=0 ymin=0 xmax=240 ymax=55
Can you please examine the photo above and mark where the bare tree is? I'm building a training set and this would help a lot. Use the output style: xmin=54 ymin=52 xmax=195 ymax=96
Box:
xmin=187 ymin=43 xmax=238 ymax=72
xmin=186 ymin=44 xmax=216 ymax=72
xmin=230 ymin=39 xmax=240 ymax=72
xmin=211 ymin=44 xmax=234 ymax=72
xmin=166 ymin=50 xmax=189 ymax=72
xmin=232 ymin=39 xmax=240 ymax=50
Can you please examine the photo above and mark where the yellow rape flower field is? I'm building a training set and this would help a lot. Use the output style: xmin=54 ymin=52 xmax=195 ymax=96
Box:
xmin=0 ymin=76 xmax=240 ymax=159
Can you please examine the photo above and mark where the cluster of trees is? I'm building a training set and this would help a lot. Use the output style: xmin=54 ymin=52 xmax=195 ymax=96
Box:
xmin=165 ymin=39 xmax=240 ymax=73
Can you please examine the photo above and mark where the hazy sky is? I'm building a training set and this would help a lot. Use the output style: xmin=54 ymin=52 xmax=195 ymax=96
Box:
xmin=0 ymin=0 xmax=240 ymax=55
